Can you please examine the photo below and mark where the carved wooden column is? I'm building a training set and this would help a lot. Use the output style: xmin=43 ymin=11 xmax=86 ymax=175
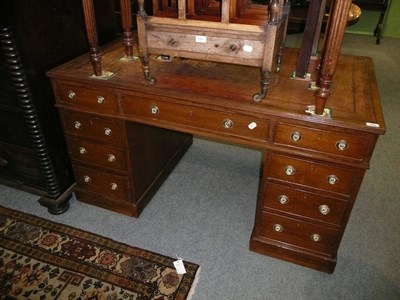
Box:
xmin=314 ymin=0 xmax=352 ymax=115
xmin=0 ymin=27 xmax=72 ymax=214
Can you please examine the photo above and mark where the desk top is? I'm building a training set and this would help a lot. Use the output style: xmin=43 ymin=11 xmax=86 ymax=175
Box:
xmin=48 ymin=39 xmax=385 ymax=135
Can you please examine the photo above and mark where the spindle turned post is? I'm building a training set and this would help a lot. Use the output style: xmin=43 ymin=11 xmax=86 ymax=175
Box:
xmin=136 ymin=0 xmax=156 ymax=83
xmin=314 ymin=0 xmax=352 ymax=115
xmin=120 ymin=0 xmax=134 ymax=58
xmin=269 ymin=0 xmax=280 ymax=24
xmin=82 ymin=0 xmax=102 ymax=76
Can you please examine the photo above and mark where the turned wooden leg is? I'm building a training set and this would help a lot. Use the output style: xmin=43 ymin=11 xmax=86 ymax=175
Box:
xmin=276 ymin=0 xmax=291 ymax=72
xmin=314 ymin=0 xmax=352 ymax=115
xmin=140 ymin=54 xmax=155 ymax=83
xmin=120 ymin=0 xmax=134 ymax=59
xmin=314 ymin=74 xmax=332 ymax=114
xmin=136 ymin=0 xmax=156 ymax=84
xmin=252 ymin=69 xmax=270 ymax=102
xmin=82 ymin=0 xmax=102 ymax=76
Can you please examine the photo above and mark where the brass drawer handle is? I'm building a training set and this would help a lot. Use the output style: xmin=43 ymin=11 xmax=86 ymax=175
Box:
xmin=284 ymin=165 xmax=296 ymax=176
xmin=222 ymin=118 xmax=233 ymax=129
xmin=327 ymin=174 xmax=339 ymax=185
xmin=107 ymin=154 xmax=116 ymax=163
xmin=335 ymin=140 xmax=348 ymax=151
xmin=110 ymin=183 xmax=118 ymax=191
xmin=96 ymin=96 xmax=105 ymax=104
xmin=68 ymin=90 xmax=76 ymax=100
xmin=311 ymin=234 xmax=321 ymax=242
xmin=278 ymin=195 xmax=289 ymax=205
xmin=319 ymin=204 xmax=330 ymax=215
xmin=104 ymin=128 xmax=112 ymax=136
xmin=79 ymin=147 xmax=87 ymax=155
xmin=229 ymin=43 xmax=238 ymax=52
xmin=150 ymin=106 xmax=159 ymax=115
xmin=273 ymin=224 xmax=283 ymax=232
xmin=290 ymin=131 xmax=302 ymax=142
xmin=74 ymin=121 xmax=82 ymax=130
xmin=83 ymin=175 xmax=91 ymax=183
xmin=168 ymin=38 xmax=177 ymax=46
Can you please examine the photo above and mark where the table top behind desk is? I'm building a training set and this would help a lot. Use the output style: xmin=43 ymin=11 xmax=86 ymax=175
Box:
xmin=47 ymin=38 xmax=385 ymax=136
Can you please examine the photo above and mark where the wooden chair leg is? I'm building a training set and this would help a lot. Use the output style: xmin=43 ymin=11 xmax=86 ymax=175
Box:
xmin=120 ymin=0 xmax=134 ymax=59
xmin=253 ymin=69 xmax=270 ymax=102
xmin=277 ymin=0 xmax=291 ymax=72
xmin=82 ymin=0 xmax=102 ymax=76
xmin=136 ymin=0 xmax=156 ymax=83
xmin=314 ymin=0 xmax=351 ymax=115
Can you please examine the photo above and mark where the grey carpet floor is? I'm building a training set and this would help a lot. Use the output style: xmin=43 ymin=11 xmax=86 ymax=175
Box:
xmin=1 ymin=33 xmax=399 ymax=299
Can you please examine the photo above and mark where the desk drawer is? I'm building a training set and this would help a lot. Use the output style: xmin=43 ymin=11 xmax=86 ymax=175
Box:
xmin=259 ymin=212 xmax=340 ymax=255
xmin=74 ymin=165 xmax=130 ymax=200
xmin=268 ymin=153 xmax=357 ymax=196
xmin=61 ymin=111 xmax=124 ymax=145
xmin=264 ymin=183 xmax=348 ymax=225
xmin=273 ymin=123 xmax=372 ymax=161
xmin=67 ymin=138 xmax=126 ymax=171
xmin=121 ymin=96 xmax=269 ymax=142
xmin=56 ymin=84 xmax=118 ymax=112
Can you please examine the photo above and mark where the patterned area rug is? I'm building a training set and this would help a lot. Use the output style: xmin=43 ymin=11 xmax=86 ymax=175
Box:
xmin=0 ymin=205 xmax=199 ymax=299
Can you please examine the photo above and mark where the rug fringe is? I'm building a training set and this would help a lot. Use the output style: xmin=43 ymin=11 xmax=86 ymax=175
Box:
xmin=186 ymin=267 xmax=201 ymax=300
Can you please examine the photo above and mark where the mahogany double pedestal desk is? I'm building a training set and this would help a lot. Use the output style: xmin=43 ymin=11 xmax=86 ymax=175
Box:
xmin=47 ymin=40 xmax=385 ymax=273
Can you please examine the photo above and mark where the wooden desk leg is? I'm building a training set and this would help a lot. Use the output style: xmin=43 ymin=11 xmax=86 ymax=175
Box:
xmin=120 ymin=0 xmax=134 ymax=58
xmin=82 ymin=0 xmax=102 ymax=76
xmin=314 ymin=0 xmax=352 ymax=115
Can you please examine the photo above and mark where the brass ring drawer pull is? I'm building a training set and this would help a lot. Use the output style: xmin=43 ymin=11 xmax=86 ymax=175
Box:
xmin=319 ymin=204 xmax=330 ymax=215
xmin=68 ymin=90 xmax=76 ymax=100
xmin=79 ymin=147 xmax=87 ymax=155
xmin=222 ymin=118 xmax=233 ymax=129
xmin=327 ymin=174 xmax=339 ymax=185
xmin=284 ymin=165 xmax=296 ymax=176
xmin=278 ymin=195 xmax=289 ymax=205
xmin=104 ymin=128 xmax=112 ymax=136
xmin=96 ymin=96 xmax=105 ymax=104
xmin=107 ymin=154 xmax=116 ymax=163
xmin=311 ymin=234 xmax=321 ymax=242
xmin=335 ymin=140 xmax=348 ymax=151
xmin=273 ymin=224 xmax=283 ymax=232
xmin=150 ymin=106 xmax=159 ymax=115
xmin=83 ymin=175 xmax=91 ymax=183
xmin=229 ymin=43 xmax=238 ymax=52
xmin=74 ymin=121 xmax=82 ymax=129
xmin=290 ymin=131 xmax=302 ymax=142
xmin=110 ymin=183 xmax=118 ymax=191
xmin=168 ymin=38 xmax=177 ymax=46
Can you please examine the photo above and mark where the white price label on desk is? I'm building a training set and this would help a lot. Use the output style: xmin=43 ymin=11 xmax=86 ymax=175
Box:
xmin=195 ymin=36 xmax=207 ymax=43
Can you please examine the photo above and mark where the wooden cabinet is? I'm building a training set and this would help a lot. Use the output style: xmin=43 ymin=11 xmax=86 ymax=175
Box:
xmin=47 ymin=39 xmax=384 ymax=273
xmin=0 ymin=0 xmax=118 ymax=214
xmin=57 ymin=93 xmax=192 ymax=217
